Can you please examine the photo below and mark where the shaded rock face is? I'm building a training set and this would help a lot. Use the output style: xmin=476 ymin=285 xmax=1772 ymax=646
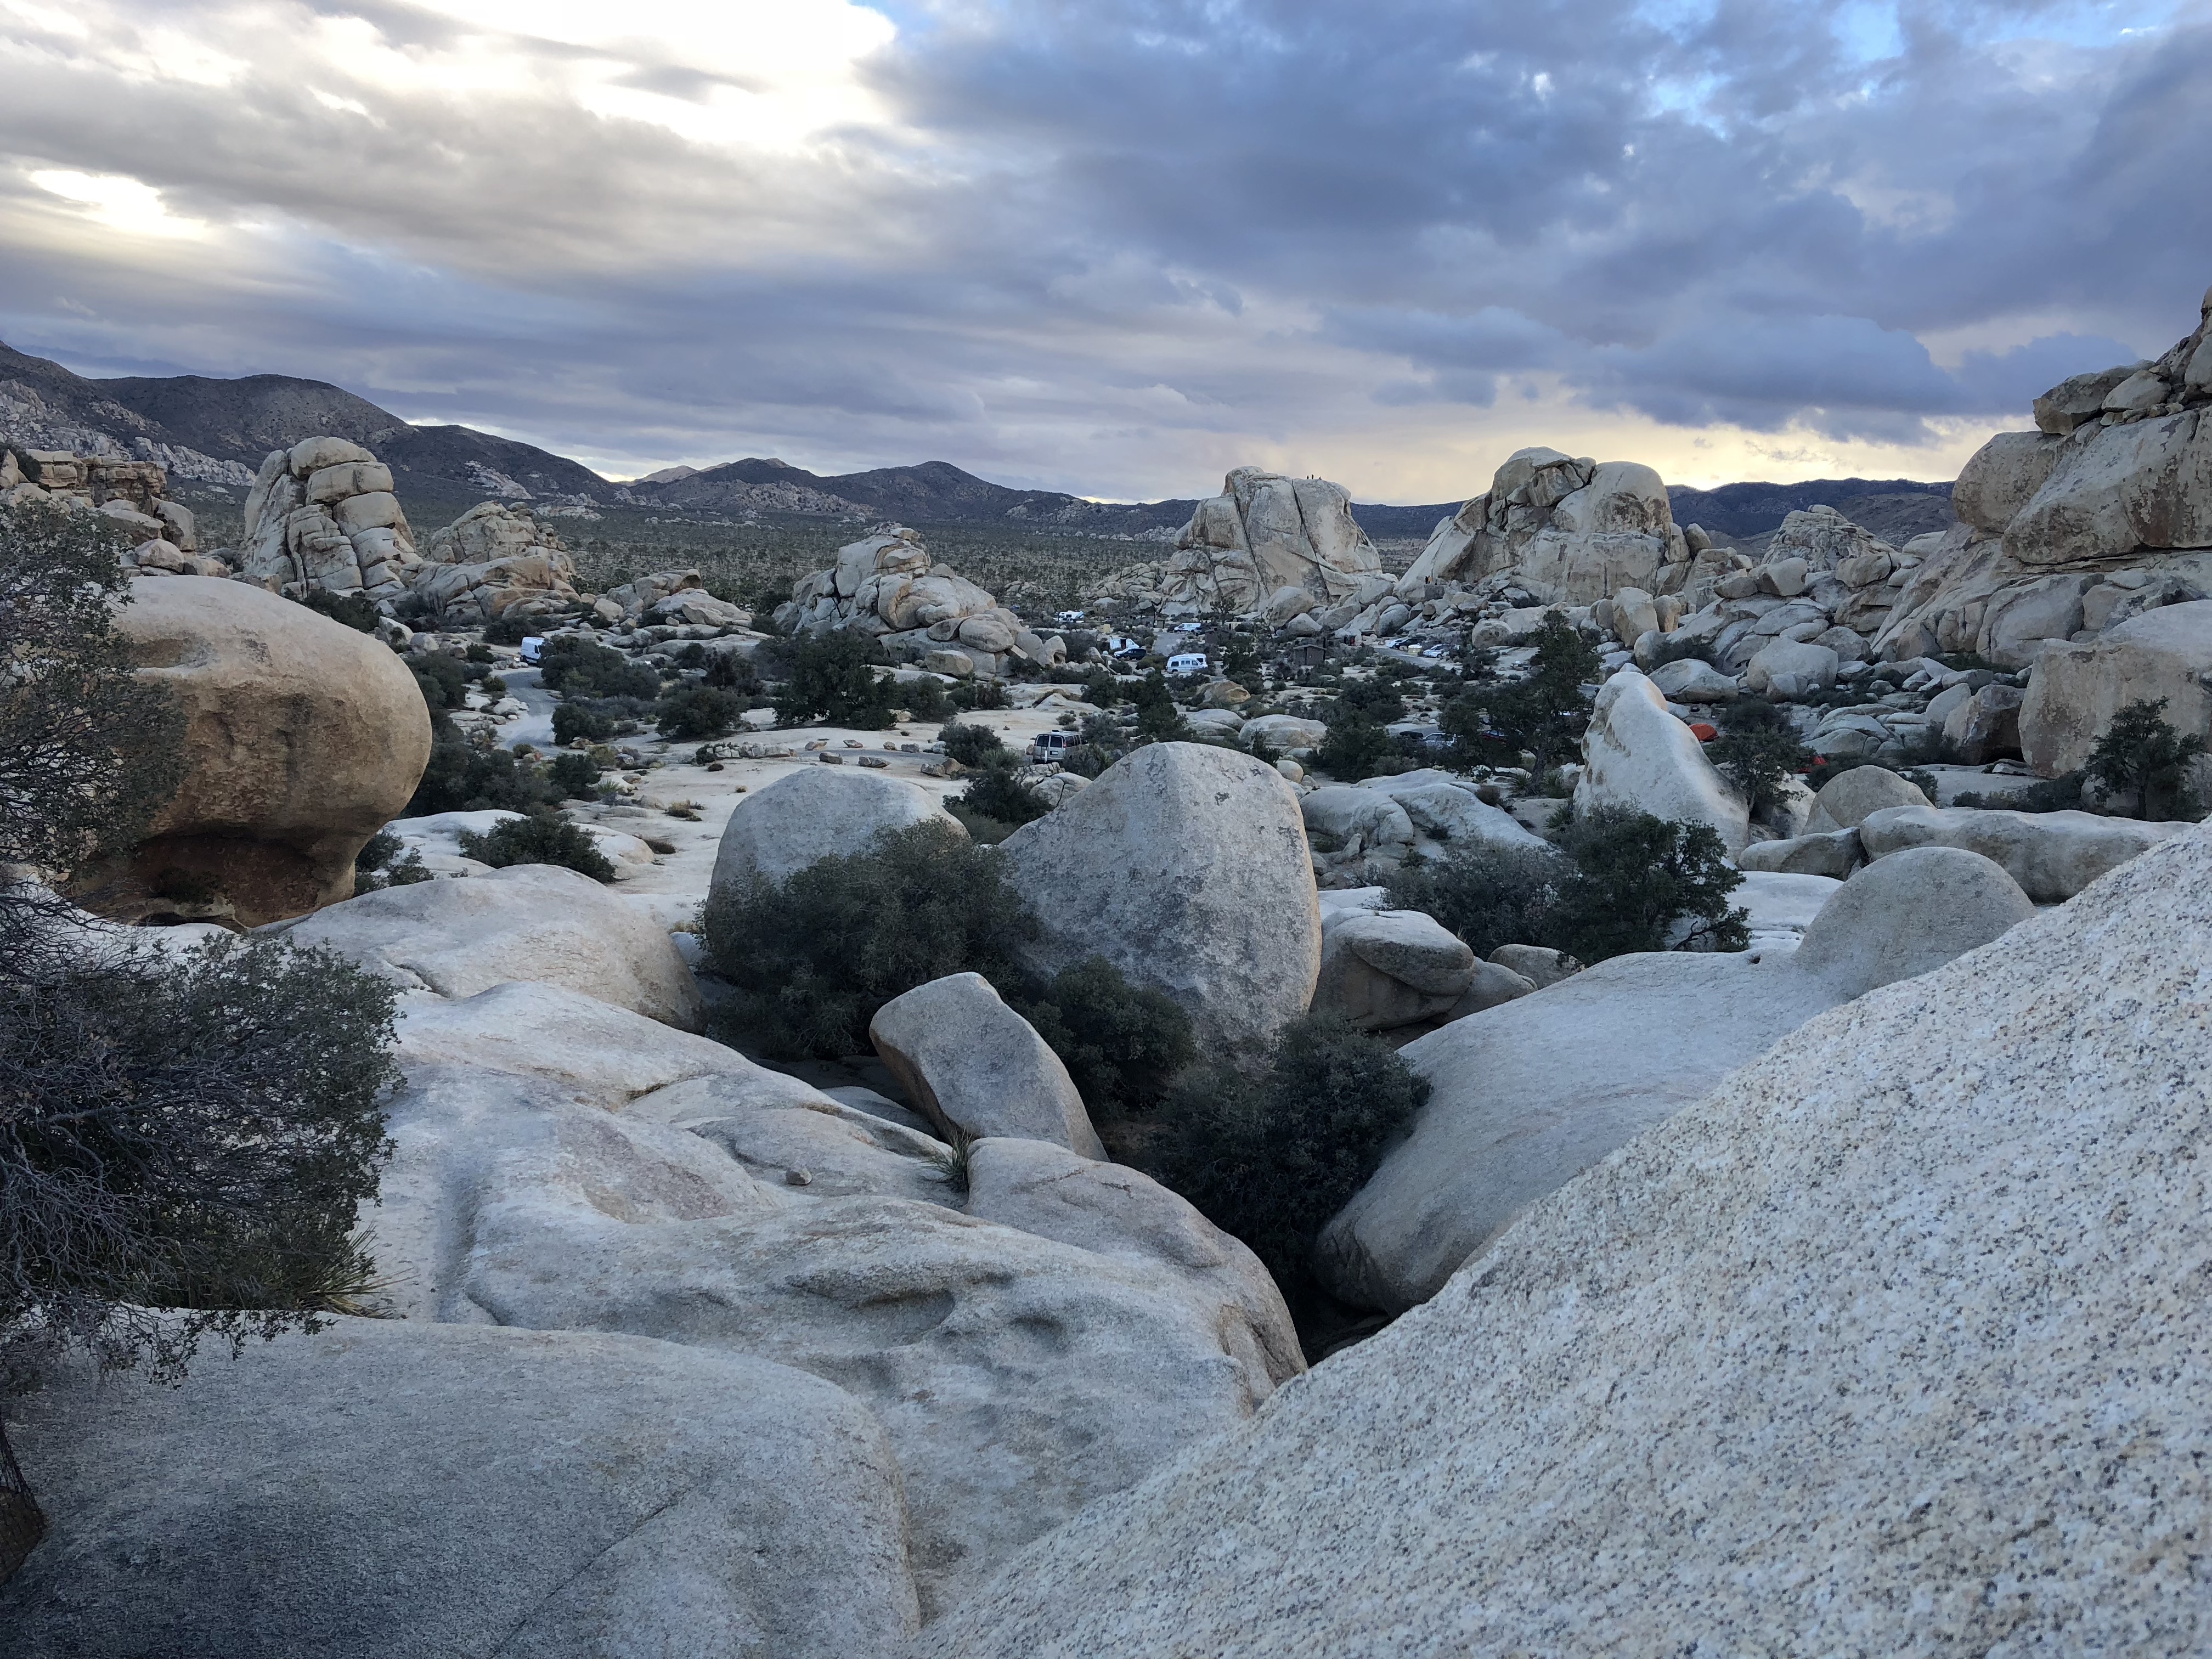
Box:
xmin=916 ymin=824 xmax=2212 ymax=1659
xmin=1395 ymin=448 xmax=1689 ymax=605
xmin=0 ymin=447 xmax=230 ymax=575
xmin=70 ymin=576 xmax=430 ymax=927
xmin=368 ymin=984 xmax=1301 ymax=1622
xmin=1315 ymin=845 xmax=2032 ymax=1314
xmin=1858 ymin=803 xmax=2194 ymax=904
xmin=0 ymin=1322 xmax=921 ymax=1659
xmin=998 ymin=743 xmax=1321 ymax=1053
xmin=870 ymin=972 xmax=1107 ymax=1156
xmin=1871 ymin=282 xmax=2212 ymax=673
xmin=237 ymin=436 xmax=424 ymax=603
xmin=1161 ymin=468 xmax=1383 ymax=614
xmin=2019 ymin=598 xmax=2212 ymax=777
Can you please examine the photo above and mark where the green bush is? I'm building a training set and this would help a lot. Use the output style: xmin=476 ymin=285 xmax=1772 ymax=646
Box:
xmin=539 ymin=638 xmax=661 ymax=700
xmin=551 ymin=701 xmax=617 ymax=747
xmin=1385 ymin=843 xmax=1567 ymax=959
xmin=300 ymin=589 xmax=380 ymax=634
xmin=656 ymin=683 xmax=748 ymax=741
xmin=1 ymin=934 xmax=397 ymax=1389
xmin=1016 ymin=957 xmax=1195 ymax=1118
xmin=481 ymin=614 xmax=531 ymax=646
xmin=940 ymin=720 xmax=1008 ymax=767
xmin=1130 ymin=670 xmax=1188 ymax=742
xmin=702 ymin=650 xmax=761 ymax=694
xmin=953 ymin=761 xmax=1050 ymax=828
xmin=1706 ymin=697 xmax=1812 ymax=815
xmin=413 ymin=652 xmax=469 ymax=710
xmin=1547 ymin=807 xmax=1748 ymax=961
xmin=457 ymin=812 xmax=616 ymax=882
xmin=1081 ymin=668 xmax=1122 ymax=707
xmin=406 ymin=727 xmax=560 ymax=816
xmin=951 ymin=678 xmax=1009 ymax=712
xmin=771 ymin=631 xmax=899 ymax=728
xmin=1315 ymin=707 xmax=1399 ymax=779
xmin=901 ymin=674 xmax=952 ymax=721
xmin=702 ymin=822 xmax=1040 ymax=1057
xmin=1138 ymin=1013 xmax=1428 ymax=1314
xmin=549 ymin=751 xmax=602 ymax=799
xmin=2084 ymin=698 xmax=2207 ymax=821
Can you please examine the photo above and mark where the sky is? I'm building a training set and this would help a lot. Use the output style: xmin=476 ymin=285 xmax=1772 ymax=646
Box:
xmin=1 ymin=0 xmax=2208 ymax=502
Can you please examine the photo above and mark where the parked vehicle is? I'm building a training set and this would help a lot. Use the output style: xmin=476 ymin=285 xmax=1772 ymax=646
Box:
xmin=518 ymin=636 xmax=545 ymax=665
xmin=1027 ymin=730 xmax=1081 ymax=764
xmin=1166 ymin=652 xmax=1209 ymax=676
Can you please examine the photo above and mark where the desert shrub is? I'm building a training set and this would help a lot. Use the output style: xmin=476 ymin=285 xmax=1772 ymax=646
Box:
xmin=1547 ymin=807 xmax=1748 ymax=961
xmin=1 ymin=933 xmax=397 ymax=1389
xmin=1223 ymin=634 xmax=1264 ymax=692
xmin=700 ymin=821 xmax=1040 ymax=1057
xmin=0 ymin=503 xmax=183 ymax=935
xmin=1706 ymin=697 xmax=1812 ymax=815
xmin=406 ymin=731 xmax=559 ymax=817
xmin=466 ymin=641 xmax=495 ymax=664
xmin=940 ymin=720 xmax=1008 ymax=767
xmin=656 ymin=683 xmax=748 ymax=741
xmin=953 ymin=762 xmax=1050 ymax=829
xmin=551 ymin=701 xmax=616 ymax=747
xmin=702 ymin=650 xmax=761 ymax=694
xmin=1130 ymin=670 xmax=1188 ymax=742
xmin=1081 ymin=668 xmax=1122 ymax=707
xmin=1315 ymin=707 xmax=1398 ymax=779
xmin=481 ymin=614 xmax=531 ymax=646
xmin=549 ymin=751 xmax=602 ymax=799
xmin=2084 ymin=698 xmax=2207 ymax=821
xmin=300 ymin=589 xmax=380 ymax=634
xmin=772 ymin=631 xmax=898 ymax=729
xmin=1016 ymin=957 xmax=1195 ymax=1118
xmin=457 ymin=812 xmax=614 ymax=882
xmin=901 ymin=674 xmax=952 ymax=721
xmin=1958 ymin=771 xmax=2085 ymax=813
xmin=538 ymin=638 xmax=660 ymax=700
xmin=1385 ymin=842 xmax=1567 ymax=958
xmin=1139 ymin=1013 xmax=1428 ymax=1313
xmin=951 ymin=678 xmax=1010 ymax=712
xmin=1333 ymin=676 xmax=1406 ymax=725
xmin=354 ymin=830 xmax=403 ymax=874
xmin=412 ymin=652 xmax=469 ymax=710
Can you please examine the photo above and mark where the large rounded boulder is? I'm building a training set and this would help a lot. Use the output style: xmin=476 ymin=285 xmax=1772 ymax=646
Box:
xmin=997 ymin=743 xmax=1320 ymax=1052
xmin=74 ymin=576 xmax=430 ymax=927
xmin=710 ymin=766 xmax=962 ymax=899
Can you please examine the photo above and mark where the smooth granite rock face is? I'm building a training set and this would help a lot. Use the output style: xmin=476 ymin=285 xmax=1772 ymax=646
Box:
xmin=0 ymin=1321 xmax=919 ymax=1659
xmin=917 ymin=821 xmax=2212 ymax=1659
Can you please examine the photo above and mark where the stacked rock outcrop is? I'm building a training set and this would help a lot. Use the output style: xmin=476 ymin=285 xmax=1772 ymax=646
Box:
xmin=238 ymin=437 xmax=424 ymax=602
xmin=411 ymin=500 xmax=585 ymax=623
xmin=1157 ymin=467 xmax=1384 ymax=616
xmin=1864 ymin=283 xmax=2212 ymax=667
xmin=774 ymin=526 xmax=1062 ymax=675
xmin=1393 ymin=447 xmax=1692 ymax=606
xmin=0 ymin=446 xmax=226 ymax=575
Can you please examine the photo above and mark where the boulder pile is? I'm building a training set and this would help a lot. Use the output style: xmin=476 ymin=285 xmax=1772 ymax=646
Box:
xmin=1 ymin=445 xmax=227 ymax=574
xmin=411 ymin=500 xmax=588 ymax=623
xmin=918 ymin=821 xmax=2212 ymax=1658
xmin=774 ymin=526 xmax=1064 ymax=676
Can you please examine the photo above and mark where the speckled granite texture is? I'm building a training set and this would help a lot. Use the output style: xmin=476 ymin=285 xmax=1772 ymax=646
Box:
xmin=917 ymin=821 xmax=2212 ymax=1657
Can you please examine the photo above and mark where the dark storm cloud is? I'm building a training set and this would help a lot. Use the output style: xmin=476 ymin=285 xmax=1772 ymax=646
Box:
xmin=0 ymin=0 xmax=2205 ymax=495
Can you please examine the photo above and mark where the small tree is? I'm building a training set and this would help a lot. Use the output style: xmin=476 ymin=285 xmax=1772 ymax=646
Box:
xmin=2085 ymin=698 xmax=2207 ymax=821
xmin=1130 ymin=670 xmax=1189 ymax=742
xmin=549 ymin=751 xmax=602 ymax=800
xmin=1315 ymin=707 xmax=1400 ymax=780
xmin=1706 ymin=697 xmax=1812 ymax=817
xmin=1385 ymin=843 xmax=1567 ymax=958
xmin=1548 ymin=807 xmax=1748 ymax=961
xmin=772 ymin=632 xmax=898 ymax=729
xmin=1449 ymin=612 xmax=1600 ymax=779
xmin=655 ymin=684 xmax=747 ymax=741
xmin=952 ymin=763 xmax=1051 ymax=830
xmin=940 ymin=720 xmax=1009 ymax=768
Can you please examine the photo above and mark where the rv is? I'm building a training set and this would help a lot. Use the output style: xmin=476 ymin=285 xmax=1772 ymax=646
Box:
xmin=1166 ymin=651 xmax=1209 ymax=676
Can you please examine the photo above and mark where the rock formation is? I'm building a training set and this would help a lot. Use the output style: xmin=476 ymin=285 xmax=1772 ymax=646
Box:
xmin=1392 ymin=447 xmax=1691 ymax=605
xmin=410 ymin=500 xmax=586 ymax=623
xmin=0 ymin=446 xmax=228 ymax=575
xmin=68 ymin=576 xmax=430 ymax=927
xmin=1158 ymin=467 xmax=1383 ymax=615
xmin=1866 ymin=283 xmax=2212 ymax=668
xmin=917 ymin=823 xmax=2210 ymax=1659
xmin=774 ymin=526 xmax=1060 ymax=676
xmin=238 ymin=437 xmax=425 ymax=602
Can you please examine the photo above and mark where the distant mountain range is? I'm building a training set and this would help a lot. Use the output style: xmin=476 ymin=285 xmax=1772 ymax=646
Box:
xmin=0 ymin=338 xmax=1954 ymax=544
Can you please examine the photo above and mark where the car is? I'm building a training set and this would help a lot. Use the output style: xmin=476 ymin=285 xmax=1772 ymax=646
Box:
xmin=1055 ymin=610 xmax=1087 ymax=624
xmin=518 ymin=636 xmax=546 ymax=665
xmin=1174 ymin=621 xmax=1203 ymax=632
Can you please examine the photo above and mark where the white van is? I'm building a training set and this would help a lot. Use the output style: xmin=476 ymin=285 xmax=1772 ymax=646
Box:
xmin=1166 ymin=651 xmax=1209 ymax=676
xmin=518 ymin=636 xmax=546 ymax=665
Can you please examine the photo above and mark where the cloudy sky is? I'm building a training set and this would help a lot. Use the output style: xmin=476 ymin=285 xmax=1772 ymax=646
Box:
xmin=2 ymin=0 xmax=2207 ymax=501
